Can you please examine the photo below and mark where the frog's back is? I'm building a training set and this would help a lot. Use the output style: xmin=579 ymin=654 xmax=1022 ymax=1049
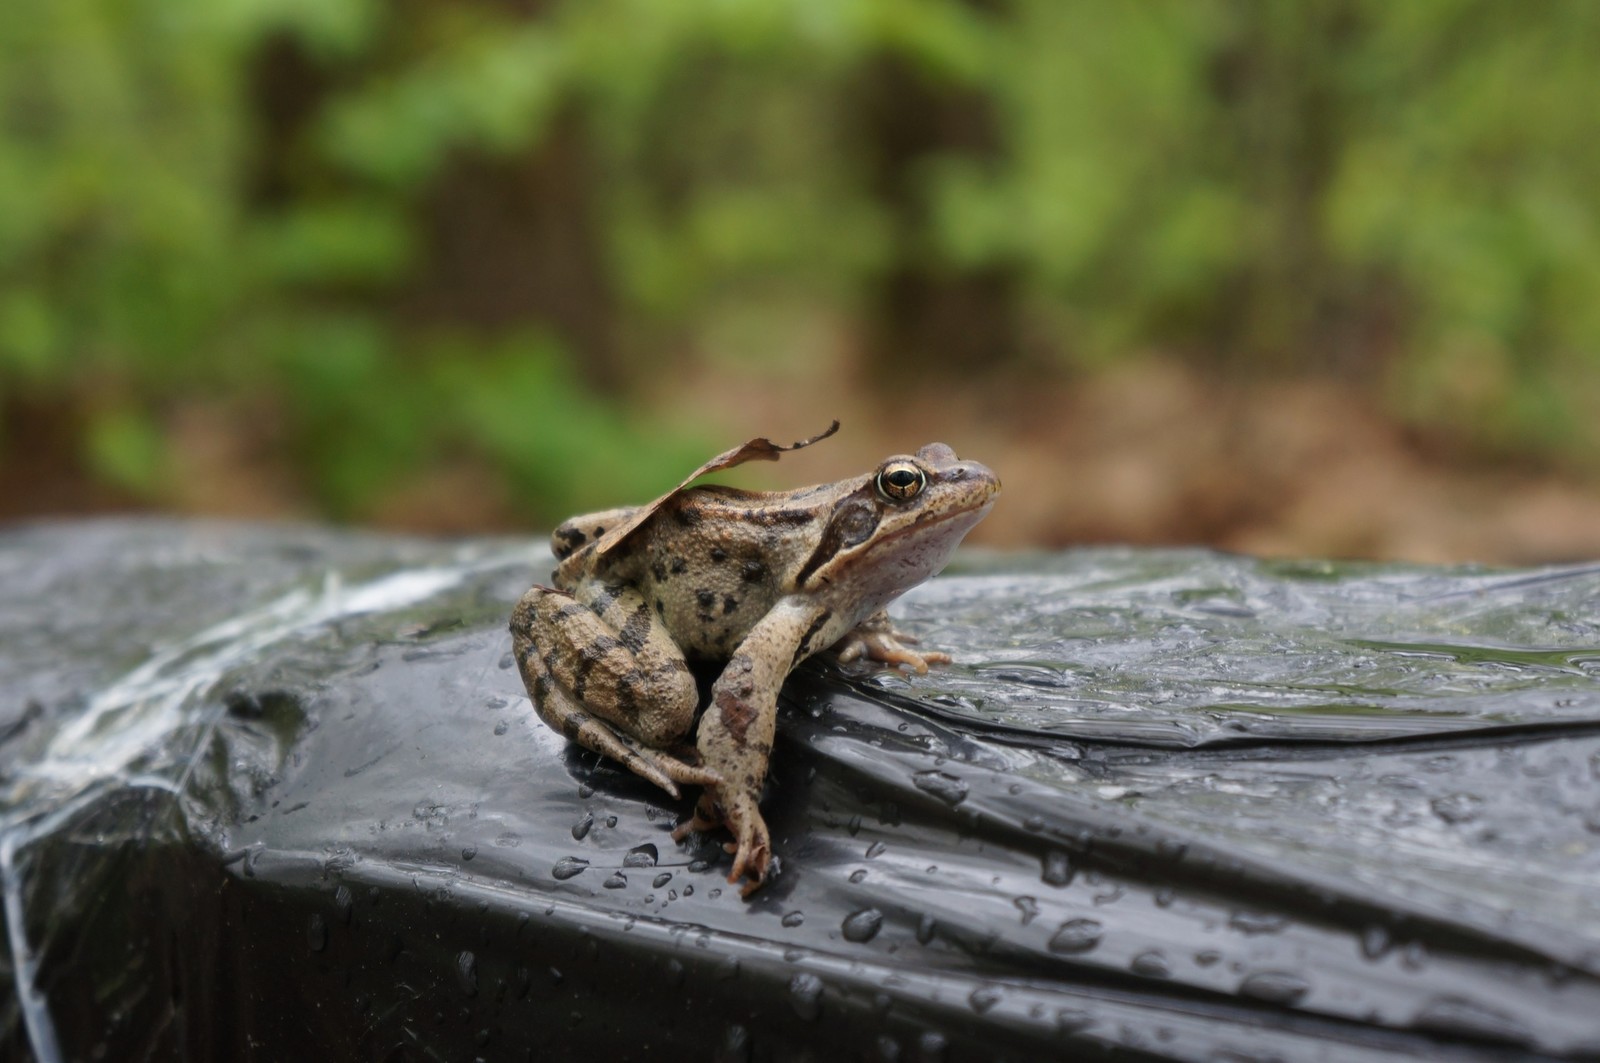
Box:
xmin=626 ymin=488 xmax=804 ymax=657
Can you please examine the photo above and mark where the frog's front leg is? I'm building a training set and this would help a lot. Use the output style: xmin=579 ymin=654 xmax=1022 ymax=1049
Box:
xmin=674 ymin=598 xmax=825 ymax=894
xmin=510 ymin=584 xmax=720 ymax=798
xmin=833 ymin=609 xmax=951 ymax=674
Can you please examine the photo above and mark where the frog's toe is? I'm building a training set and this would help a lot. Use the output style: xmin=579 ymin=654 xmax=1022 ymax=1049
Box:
xmin=836 ymin=628 xmax=951 ymax=675
xmin=726 ymin=815 xmax=773 ymax=891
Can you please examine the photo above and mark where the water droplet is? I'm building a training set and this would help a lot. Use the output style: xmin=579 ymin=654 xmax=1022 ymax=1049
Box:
xmin=664 ymin=958 xmax=685 ymax=986
xmin=1194 ymin=949 xmax=1221 ymax=967
xmin=1228 ymin=910 xmax=1287 ymax=935
xmin=865 ymin=841 xmax=887 ymax=859
xmin=1013 ymin=896 xmax=1039 ymax=925
xmin=842 ymin=908 xmax=884 ymax=943
xmin=1155 ymin=838 xmax=1188 ymax=860
xmin=460 ymin=845 xmax=477 ymax=862
xmin=623 ymin=844 xmax=658 ymax=868
xmin=551 ymin=856 xmax=589 ymax=881
xmin=455 ymin=950 xmax=478 ymax=997
xmin=715 ymin=956 xmax=740 ymax=980
xmin=873 ymin=1034 xmax=901 ymax=1062
xmin=968 ymin=984 xmax=1001 ymax=1014
xmin=333 ymin=885 xmax=354 ymax=924
xmin=1041 ymin=850 xmax=1074 ymax=887
xmin=1429 ymin=792 xmax=1483 ymax=824
xmin=1057 ymin=1008 xmax=1093 ymax=1033
xmin=782 ymin=910 xmax=804 ymax=928
xmin=1047 ymin=918 xmax=1103 ymax=954
xmin=1360 ymin=924 xmax=1392 ymax=960
xmin=307 ymin=913 xmax=327 ymax=953
xmin=789 ymin=972 xmax=824 ymax=1021
xmin=849 ymin=869 xmax=868 ymax=884
xmin=847 ymin=814 xmax=863 ymax=836
xmin=1130 ymin=950 xmax=1170 ymax=977
xmin=721 ymin=1024 xmax=751 ymax=1062
xmin=1239 ymin=970 xmax=1309 ymax=1005
xmin=572 ymin=813 xmax=594 ymax=841
xmin=493 ymin=720 xmax=509 ymax=736
xmin=1024 ymin=814 xmax=1045 ymax=832
xmin=603 ymin=872 xmax=627 ymax=889
xmin=577 ymin=783 xmax=593 ymax=798
xmin=653 ymin=872 xmax=672 ymax=889
xmin=917 ymin=1031 xmax=948 ymax=1063
xmin=912 ymin=771 xmax=969 ymax=805
xmin=916 ymin=914 xmax=936 ymax=944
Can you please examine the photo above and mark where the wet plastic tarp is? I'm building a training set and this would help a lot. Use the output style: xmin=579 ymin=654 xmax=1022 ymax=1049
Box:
xmin=1 ymin=520 xmax=1597 ymax=1060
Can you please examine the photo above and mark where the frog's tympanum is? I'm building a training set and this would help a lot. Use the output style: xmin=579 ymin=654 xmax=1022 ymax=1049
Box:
xmin=510 ymin=422 xmax=1000 ymax=895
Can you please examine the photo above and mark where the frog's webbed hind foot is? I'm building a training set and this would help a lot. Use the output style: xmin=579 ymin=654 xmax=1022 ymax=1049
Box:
xmin=670 ymin=797 xmax=722 ymax=842
xmin=541 ymin=686 xmax=720 ymax=798
xmin=593 ymin=719 xmax=722 ymax=798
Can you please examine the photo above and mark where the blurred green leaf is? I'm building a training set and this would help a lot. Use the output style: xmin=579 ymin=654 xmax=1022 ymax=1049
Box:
xmin=250 ymin=201 xmax=413 ymax=286
xmin=6 ymin=0 xmax=1600 ymax=521
xmin=84 ymin=407 xmax=167 ymax=495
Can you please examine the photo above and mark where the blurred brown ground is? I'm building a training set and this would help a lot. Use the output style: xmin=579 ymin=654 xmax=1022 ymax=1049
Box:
xmin=8 ymin=355 xmax=1597 ymax=567
xmin=664 ymin=358 xmax=1600 ymax=566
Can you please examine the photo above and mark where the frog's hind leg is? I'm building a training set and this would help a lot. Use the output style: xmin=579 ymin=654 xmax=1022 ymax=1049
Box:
xmin=511 ymin=585 xmax=719 ymax=799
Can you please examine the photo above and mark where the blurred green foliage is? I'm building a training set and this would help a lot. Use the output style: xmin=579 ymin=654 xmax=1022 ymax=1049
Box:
xmin=2 ymin=0 xmax=1599 ymax=520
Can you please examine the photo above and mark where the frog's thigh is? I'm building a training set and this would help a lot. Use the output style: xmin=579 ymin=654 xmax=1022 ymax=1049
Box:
xmin=513 ymin=584 xmax=698 ymax=746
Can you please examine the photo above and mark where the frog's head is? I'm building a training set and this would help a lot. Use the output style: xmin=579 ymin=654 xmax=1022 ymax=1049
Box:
xmin=797 ymin=442 xmax=1000 ymax=605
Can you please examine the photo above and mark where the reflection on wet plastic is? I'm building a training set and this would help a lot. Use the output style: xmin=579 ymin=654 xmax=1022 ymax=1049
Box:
xmin=0 ymin=524 xmax=1597 ymax=1060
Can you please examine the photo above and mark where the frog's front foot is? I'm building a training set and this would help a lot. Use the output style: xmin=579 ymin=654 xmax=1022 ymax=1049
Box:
xmin=834 ymin=613 xmax=951 ymax=675
xmin=674 ymin=789 xmax=773 ymax=896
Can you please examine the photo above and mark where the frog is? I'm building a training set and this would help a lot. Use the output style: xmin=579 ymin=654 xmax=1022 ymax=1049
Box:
xmin=509 ymin=421 xmax=1000 ymax=895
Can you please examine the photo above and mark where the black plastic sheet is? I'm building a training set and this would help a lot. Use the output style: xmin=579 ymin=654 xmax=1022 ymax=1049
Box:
xmin=1 ymin=520 xmax=1598 ymax=1060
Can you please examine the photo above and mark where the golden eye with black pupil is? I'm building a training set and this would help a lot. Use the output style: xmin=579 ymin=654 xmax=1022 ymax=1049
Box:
xmin=876 ymin=461 xmax=926 ymax=502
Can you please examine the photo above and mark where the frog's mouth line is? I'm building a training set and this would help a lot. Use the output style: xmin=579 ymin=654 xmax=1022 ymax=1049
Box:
xmin=867 ymin=496 xmax=998 ymax=552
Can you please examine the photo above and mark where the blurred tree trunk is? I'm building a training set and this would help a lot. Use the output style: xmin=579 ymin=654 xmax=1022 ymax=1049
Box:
xmin=858 ymin=13 xmax=1022 ymax=377
xmin=249 ymin=31 xmax=619 ymax=389
xmin=407 ymin=112 xmax=620 ymax=389
xmin=1210 ymin=0 xmax=1373 ymax=375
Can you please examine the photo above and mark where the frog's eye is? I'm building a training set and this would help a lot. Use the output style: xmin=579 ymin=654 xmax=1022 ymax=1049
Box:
xmin=876 ymin=461 xmax=926 ymax=502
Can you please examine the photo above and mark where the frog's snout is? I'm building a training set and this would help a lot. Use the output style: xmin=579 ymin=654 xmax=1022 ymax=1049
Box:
xmin=947 ymin=459 xmax=1001 ymax=496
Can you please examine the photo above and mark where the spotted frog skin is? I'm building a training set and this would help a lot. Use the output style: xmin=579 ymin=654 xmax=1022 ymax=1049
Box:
xmin=509 ymin=422 xmax=1000 ymax=894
